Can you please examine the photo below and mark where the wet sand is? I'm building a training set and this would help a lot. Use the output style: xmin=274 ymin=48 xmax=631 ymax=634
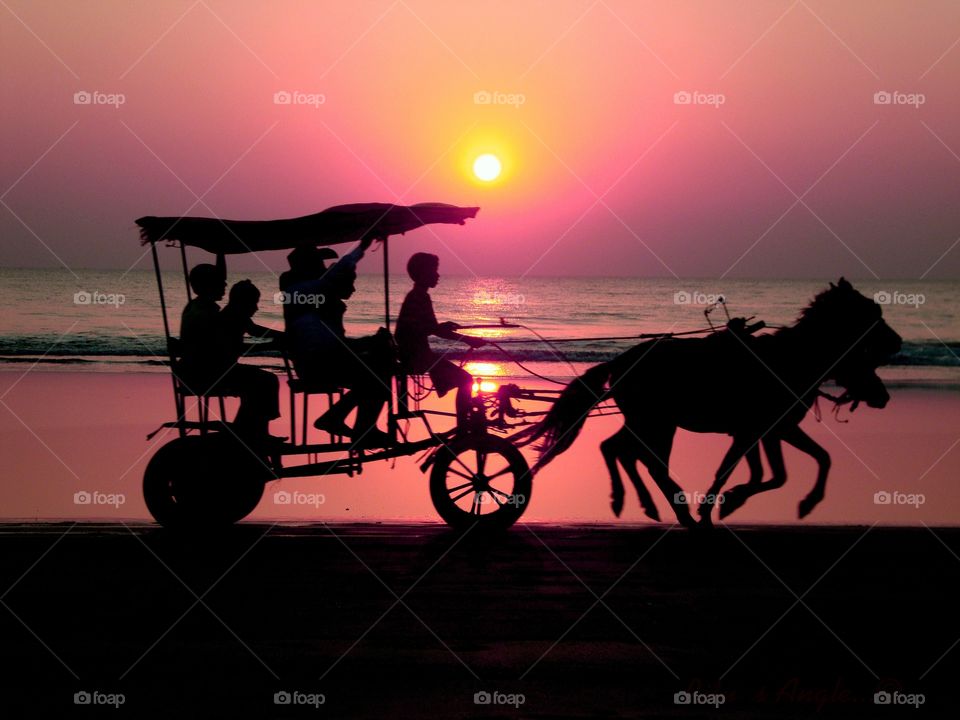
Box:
xmin=1 ymin=371 xmax=959 ymax=525
xmin=0 ymin=522 xmax=957 ymax=717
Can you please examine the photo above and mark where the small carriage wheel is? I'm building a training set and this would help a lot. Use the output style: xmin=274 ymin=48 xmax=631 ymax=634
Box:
xmin=144 ymin=434 xmax=268 ymax=528
xmin=430 ymin=434 xmax=531 ymax=530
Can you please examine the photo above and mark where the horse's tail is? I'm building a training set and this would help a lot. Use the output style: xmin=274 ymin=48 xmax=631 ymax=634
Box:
xmin=512 ymin=362 xmax=611 ymax=473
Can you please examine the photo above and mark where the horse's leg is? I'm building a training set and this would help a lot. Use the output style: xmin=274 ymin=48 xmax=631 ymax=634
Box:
xmin=622 ymin=450 xmax=661 ymax=521
xmin=601 ymin=429 xmax=628 ymax=518
xmin=783 ymin=426 xmax=831 ymax=519
xmin=630 ymin=426 xmax=695 ymax=528
xmin=718 ymin=441 xmax=764 ymax=519
xmin=698 ymin=434 xmax=754 ymax=526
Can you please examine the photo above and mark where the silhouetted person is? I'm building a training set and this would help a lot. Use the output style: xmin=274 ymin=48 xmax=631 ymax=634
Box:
xmin=215 ymin=279 xmax=284 ymax=439
xmin=395 ymin=253 xmax=484 ymax=427
xmin=284 ymin=236 xmax=394 ymax=447
xmin=179 ymin=265 xmax=282 ymax=444
xmin=179 ymin=262 xmax=226 ymax=372
xmin=279 ymin=245 xmax=337 ymax=326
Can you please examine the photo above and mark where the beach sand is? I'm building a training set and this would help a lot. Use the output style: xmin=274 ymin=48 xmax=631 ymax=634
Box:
xmin=0 ymin=522 xmax=957 ymax=717
xmin=1 ymin=371 xmax=958 ymax=715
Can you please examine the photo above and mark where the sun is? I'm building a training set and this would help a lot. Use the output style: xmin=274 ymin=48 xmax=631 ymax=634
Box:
xmin=473 ymin=153 xmax=501 ymax=182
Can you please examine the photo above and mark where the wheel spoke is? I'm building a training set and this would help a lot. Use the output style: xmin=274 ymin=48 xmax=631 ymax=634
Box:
xmin=471 ymin=492 xmax=482 ymax=514
xmin=476 ymin=449 xmax=487 ymax=475
xmin=487 ymin=485 xmax=513 ymax=500
xmin=451 ymin=487 xmax=475 ymax=503
xmin=447 ymin=467 xmax=476 ymax=482
xmin=487 ymin=464 xmax=513 ymax=481
xmin=487 ymin=491 xmax=505 ymax=507
xmin=446 ymin=480 xmax=473 ymax=495
xmin=450 ymin=453 xmax=477 ymax=478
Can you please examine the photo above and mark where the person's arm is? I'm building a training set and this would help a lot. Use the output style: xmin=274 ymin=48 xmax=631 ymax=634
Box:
xmin=289 ymin=237 xmax=375 ymax=296
xmin=242 ymin=319 xmax=284 ymax=352
xmin=431 ymin=301 xmax=484 ymax=348
xmin=246 ymin=320 xmax=284 ymax=341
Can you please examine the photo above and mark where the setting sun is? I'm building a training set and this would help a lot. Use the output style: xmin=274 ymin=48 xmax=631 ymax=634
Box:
xmin=473 ymin=153 xmax=501 ymax=182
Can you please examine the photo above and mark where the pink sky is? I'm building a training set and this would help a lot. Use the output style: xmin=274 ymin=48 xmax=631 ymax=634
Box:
xmin=2 ymin=0 xmax=960 ymax=278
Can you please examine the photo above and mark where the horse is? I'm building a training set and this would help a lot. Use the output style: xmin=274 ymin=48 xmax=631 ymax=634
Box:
xmin=514 ymin=279 xmax=902 ymax=528
xmin=601 ymin=360 xmax=890 ymax=524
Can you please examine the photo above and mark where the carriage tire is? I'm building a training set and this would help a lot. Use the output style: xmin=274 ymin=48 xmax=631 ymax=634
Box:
xmin=143 ymin=434 xmax=269 ymax=528
xmin=430 ymin=434 xmax=531 ymax=530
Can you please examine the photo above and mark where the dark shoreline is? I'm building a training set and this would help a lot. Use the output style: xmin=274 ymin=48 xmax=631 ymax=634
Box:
xmin=1 ymin=523 xmax=956 ymax=717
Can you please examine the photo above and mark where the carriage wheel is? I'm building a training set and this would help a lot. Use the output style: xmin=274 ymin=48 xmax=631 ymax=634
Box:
xmin=143 ymin=434 xmax=270 ymax=528
xmin=430 ymin=434 xmax=531 ymax=530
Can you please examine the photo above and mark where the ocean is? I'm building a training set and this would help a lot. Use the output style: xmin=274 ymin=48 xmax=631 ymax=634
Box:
xmin=0 ymin=268 xmax=957 ymax=387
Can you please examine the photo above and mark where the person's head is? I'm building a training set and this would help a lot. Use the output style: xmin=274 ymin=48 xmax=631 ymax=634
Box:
xmin=287 ymin=245 xmax=337 ymax=279
xmin=189 ymin=263 xmax=226 ymax=301
xmin=407 ymin=253 xmax=440 ymax=288
xmin=227 ymin=279 xmax=260 ymax=318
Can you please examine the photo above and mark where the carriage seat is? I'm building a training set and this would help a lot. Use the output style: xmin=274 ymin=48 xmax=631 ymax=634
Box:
xmin=164 ymin=336 xmax=239 ymax=436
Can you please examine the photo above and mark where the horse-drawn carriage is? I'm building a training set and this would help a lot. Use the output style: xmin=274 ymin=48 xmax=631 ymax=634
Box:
xmin=136 ymin=203 xmax=901 ymax=531
xmin=137 ymin=203 xmax=569 ymax=530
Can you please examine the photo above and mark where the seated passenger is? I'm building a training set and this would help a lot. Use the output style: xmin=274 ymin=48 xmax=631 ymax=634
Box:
xmin=179 ymin=266 xmax=282 ymax=443
xmin=395 ymin=253 xmax=484 ymax=427
xmin=284 ymin=236 xmax=395 ymax=448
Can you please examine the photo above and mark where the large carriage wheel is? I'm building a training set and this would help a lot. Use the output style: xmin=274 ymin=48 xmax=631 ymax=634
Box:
xmin=144 ymin=434 xmax=271 ymax=528
xmin=430 ymin=434 xmax=531 ymax=530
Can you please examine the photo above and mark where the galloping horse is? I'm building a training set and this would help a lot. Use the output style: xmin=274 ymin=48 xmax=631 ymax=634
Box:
xmin=515 ymin=279 xmax=902 ymax=527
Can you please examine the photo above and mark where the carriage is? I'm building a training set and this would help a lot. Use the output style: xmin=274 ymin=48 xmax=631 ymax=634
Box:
xmin=136 ymin=203 xmax=573 ymax=530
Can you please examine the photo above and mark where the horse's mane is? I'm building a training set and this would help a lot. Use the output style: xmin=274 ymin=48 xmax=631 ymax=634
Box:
xmin=777 ymin=283 xmax=846 ymax=336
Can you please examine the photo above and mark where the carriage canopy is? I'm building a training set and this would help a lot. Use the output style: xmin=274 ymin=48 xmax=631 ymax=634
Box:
xmin=136 ymin=202 xmax=480 ymax=255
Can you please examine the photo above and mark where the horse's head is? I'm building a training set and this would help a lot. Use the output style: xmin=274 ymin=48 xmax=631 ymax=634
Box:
xmin=799 ymin=277 xmax=902 ymax=376
xmin=833 ymin=361 xmax=890 ymax=409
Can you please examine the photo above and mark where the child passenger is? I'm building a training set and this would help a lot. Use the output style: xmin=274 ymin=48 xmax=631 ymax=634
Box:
xmin=395 ymin=253 xmax=484 ymax=427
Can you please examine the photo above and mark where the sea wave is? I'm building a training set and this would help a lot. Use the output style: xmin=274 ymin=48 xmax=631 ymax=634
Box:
xmin=0 ymin=333 xmax=956 ymax=367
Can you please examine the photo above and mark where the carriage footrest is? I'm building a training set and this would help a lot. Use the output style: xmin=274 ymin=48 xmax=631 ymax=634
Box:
xmin=145 ymin=420 xmax=231 ymax=440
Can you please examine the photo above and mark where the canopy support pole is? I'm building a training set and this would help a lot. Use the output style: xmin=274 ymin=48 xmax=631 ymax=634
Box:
xmin=151 ymin=242 xmax=171 ymax=344
xmin=382 ymin=236 xmax=390 ymax=332
xmin=151 ymin=241 xmax=182 ymax=430
xmin=179 ymin=241 xmax=192 ymax=301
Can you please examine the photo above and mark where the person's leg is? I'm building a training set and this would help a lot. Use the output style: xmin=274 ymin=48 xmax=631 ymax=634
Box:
xmin=314 ymin=391 xmax=359 ymax=434
xmin=230 ymin=366 xmax=280 ymax=438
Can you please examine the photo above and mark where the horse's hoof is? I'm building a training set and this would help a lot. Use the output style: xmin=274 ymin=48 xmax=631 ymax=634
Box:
xmin=642 ymin=504 xmax=661 ymax=522
xmin=697 ymin=502 xmax=713 ymax=523
xmin=611 ymin=497 xmax=624 ymax=518
xmin=718 ymin=491 xmax=743 ymax=519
